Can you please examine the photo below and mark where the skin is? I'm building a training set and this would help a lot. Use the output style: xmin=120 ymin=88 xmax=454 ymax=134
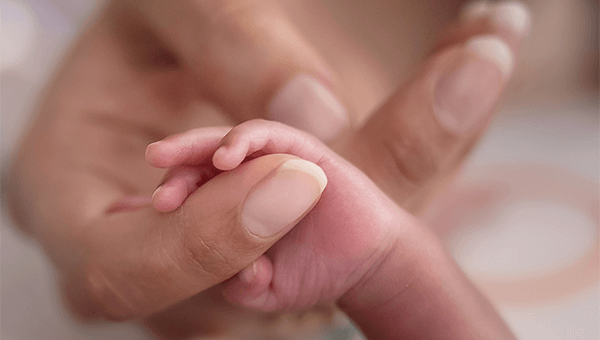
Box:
xmin=6 ymin=0 xmax=526 ymax=338
xmin=146 ymin=120 xmax=410 ymax=311
xmin=144 ymin=119 xmax=516 ymax=339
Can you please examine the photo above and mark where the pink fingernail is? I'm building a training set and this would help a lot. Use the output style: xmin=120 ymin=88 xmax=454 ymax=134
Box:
xmin=268 ymin=75 xmax=349 ymax=142
xmin=241 ymin=158 xmax=327 ymax=238
xmin=434 ymin=36 xmax=513 ymax=134
xmin=151 ymin=186 xmax=163 ymax=201
xmin=238 ymin=262 xmax=257 ymax=284
xmin=151 ymin=184 xmax=184 ymax=212
xmin=212 ymin=145 xmax=232 ymax=170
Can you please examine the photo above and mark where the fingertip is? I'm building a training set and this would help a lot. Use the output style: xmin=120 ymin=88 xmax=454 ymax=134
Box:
xmin=146 ymin=140 xmax=177 ymax=168
xmin=465 ymin=35 xmax=514 ymax=78
xmin=239 ymin=256 xmax=273 ymax=285
xmin=145 ymin=141 xmax=161 ymax=166
xmin=151 ymin=185 xmax=185 ymax=213
xmin=438 ymin=1 xmax=531 ymax=58
xmin=237 ymin=261 xmax=258 ymax=284
xmin=222 ymin=256 xmax=275 ymax=310
xmin=212 ymin=145 xmax=236 ymax=171
xmin=459 ymin=1 xmax=531 ymax=40
xmin=459 ymin=1 xmax=491 ymax=23
xmin=212 ymin=132 xmax=250 ymax=171
xmin=492 ymin=1 xmax=532 ymax=39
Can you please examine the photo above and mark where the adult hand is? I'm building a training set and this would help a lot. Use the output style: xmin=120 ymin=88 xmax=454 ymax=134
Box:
xmin=116 ymin=0 xmax=530 ymax=214
xmin=7 ymin=0 xmax=529 ymax=336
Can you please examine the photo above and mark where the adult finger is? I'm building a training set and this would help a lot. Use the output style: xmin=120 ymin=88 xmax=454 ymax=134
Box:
xmin=65 ymin=154 xmax=327 ymax=320
xmin=115 ymin=0 xmax=350 ymax=141
xmin=334 ymin=1 xmax=531 ymax=212
xmin=436 ymin=1 xmax=531 ymax=52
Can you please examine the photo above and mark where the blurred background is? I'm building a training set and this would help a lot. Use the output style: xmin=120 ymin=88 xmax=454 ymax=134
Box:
xmin=1 ymin=0 xmax=598 ymax=339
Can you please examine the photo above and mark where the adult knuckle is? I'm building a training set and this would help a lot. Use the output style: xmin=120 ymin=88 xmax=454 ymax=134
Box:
xmin=381 ymin=132 xmax=441 ymax=189
xmin=192 ymin=0 xmax=264 ymax=33
xmin=181 ymin=230 xmax=239 ymax=279
xmin=173 ymin=199 xmax=252 ymax=280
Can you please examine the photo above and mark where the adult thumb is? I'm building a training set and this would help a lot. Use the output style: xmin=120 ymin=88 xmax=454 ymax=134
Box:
xmin=174 ymin=154 xmax=327 ymax=277
xmin=71 ymin=154 xmax=326 ymax=320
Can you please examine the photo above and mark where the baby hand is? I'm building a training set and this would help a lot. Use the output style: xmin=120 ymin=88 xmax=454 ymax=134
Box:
xmin=146 ymin=119 xmax=404 ymax=312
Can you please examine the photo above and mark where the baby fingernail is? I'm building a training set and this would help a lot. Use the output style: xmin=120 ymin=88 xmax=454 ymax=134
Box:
xmin=268 ymin=74 xmax=349 ymax=142
xmin=434 ymin=36 xmax=513 ymax=134
xmin=242 ymin=158 xmax=327 ymax=238
xmin=238 ymin=262 xmax=257 ymax=284
xmin=152 ymin=185 xmax=163 ymax=201
xmin=148 ymin=140 xmax=163 ymax=147
xmin=460 ymin=1 xmax=531 ymax=38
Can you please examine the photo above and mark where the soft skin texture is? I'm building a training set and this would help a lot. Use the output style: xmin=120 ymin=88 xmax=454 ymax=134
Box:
xmin=6 ymin=0 xmax=528 ymax=338
xmin=145 ymin=120 xmax=516 ymax=339
xmin=147 ymin=120 xmax=401 ymax=311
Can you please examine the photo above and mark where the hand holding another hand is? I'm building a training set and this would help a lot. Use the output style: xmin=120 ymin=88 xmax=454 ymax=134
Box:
xmin=142 ymin=119 xmax=515 ymax=339
xmin=7 ymin=0 xmax=530 ymax=338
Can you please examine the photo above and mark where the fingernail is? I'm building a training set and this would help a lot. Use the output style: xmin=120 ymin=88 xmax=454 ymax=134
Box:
xmin=238 ymin=261 xmax=257 ymax=284
xmin=145 ymin=142 xmax=161 ymax=163
xmin=460 ymin=1 xmax=531 ymax=38
xmin=434 ymin=36 xmax=513 ymax=134
xmin=242 ymin=158 xmax=327 ymax=238
xmin=492 ymin=1 xmax=531 ymax=38
xmin=151 ymin=185 xmax=163 ymax=201
xmin=268 ymin=75 xmax=349 ymax=142
xmin=459 ymin=1 xmax=491 ymax=22
xmin=466 ymin=36 xmax=514 ymax=76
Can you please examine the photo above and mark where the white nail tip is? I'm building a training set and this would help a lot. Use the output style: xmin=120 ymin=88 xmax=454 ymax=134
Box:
xmin=493 ymin=1 xmax=531 ymax=37
xmin=280 ymin=158 xmax=328 ymax=193
xmin=460 ymin=1 xmax=531 ymax=37
xmin=466 ymin=36 xmax=514 ymax=77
